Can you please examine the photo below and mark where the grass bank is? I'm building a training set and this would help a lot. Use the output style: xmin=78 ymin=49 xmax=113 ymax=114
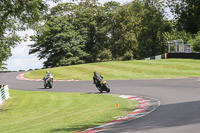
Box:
xmin=25 ymin=59 xmax=200 ymax=80
xmin=0 ymin=89 xmax=138 ymax=133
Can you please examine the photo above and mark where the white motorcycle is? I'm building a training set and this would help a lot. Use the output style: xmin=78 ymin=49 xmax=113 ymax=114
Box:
xmin=44 ymin=75 xmax=53 ymax=88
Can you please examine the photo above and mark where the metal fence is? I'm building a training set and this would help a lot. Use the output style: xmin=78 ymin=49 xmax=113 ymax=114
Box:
xmin=0 ymin=85 xmax=10 ymax=105
xmin=144 ymin=53 xmax=167 ymax=60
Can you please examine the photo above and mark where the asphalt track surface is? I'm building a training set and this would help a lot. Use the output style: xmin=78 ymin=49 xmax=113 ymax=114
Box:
xmin=1 ymin=72 xmax=200 ymax=133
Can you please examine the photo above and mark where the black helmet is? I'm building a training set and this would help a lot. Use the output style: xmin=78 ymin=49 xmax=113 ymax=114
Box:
xmin=94 ymin=71 xmax=97 ymax=76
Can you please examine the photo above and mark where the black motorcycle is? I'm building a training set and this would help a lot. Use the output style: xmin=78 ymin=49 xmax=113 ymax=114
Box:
xmin=44 ymin=77 xmax=53 ymax=88
xmin=96 ymin=80 xmax=110 ymax=93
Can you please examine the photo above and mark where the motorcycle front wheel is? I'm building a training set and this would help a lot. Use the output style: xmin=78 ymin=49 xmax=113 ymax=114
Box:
xmin=105 ymin=84 xmax=110 ymax=93
xmin=97 ymin=86 xmax=103 ymax=93
xmin=49 ymin=82 xmax=52 ymax=88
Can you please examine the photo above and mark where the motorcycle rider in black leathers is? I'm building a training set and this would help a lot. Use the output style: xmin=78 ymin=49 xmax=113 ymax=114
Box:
xmin=93 ymin=71 xmax=103 ymax=87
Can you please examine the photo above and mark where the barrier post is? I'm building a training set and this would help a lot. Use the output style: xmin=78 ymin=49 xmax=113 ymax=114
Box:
xmin=165 ymin=53 xmax=168 ymax=59
xmin=4 ymin=85 xmax=10 ymax=99
xmin=0 ymin=85 xmax=10 ymax=106
xmin=1 ymin=87 xmax=5 ymax=100
xmin=0 ymin=91 xmax=2 ymax=105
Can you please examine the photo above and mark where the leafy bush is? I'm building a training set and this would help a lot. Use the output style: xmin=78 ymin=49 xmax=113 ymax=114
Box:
xmin=96 ymin=49 xmax=112 ymax=62
xmin=119 ymin=50 xmax=133 ymax=61
xmin=189 ymin=32 xmax=200 ymax=52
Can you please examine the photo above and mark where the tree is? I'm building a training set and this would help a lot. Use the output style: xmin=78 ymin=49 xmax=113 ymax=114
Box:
xmin=29 ymin=0 xmax=121 ymax=67
xmin=78 ymin=0 xmax=112 ymax=63
xmin=0 ymin=0 xmax=54 ymax=70
xmin=189 ymin=32 xmax=200 ymax=52
xmin=137 ymin=0 xmax=170 ymax=58
xmin=110 ymin=1 xmax=143 ymax=60
xmin=29 ymin=3 xmax=89 ymax=67
xmin=168 ymin=0 xmax=200 ymax=34
xmin=29 ymin=0 xmax=172 ymax=66
xmin=101 ymin=1 xmax=121 ymax=60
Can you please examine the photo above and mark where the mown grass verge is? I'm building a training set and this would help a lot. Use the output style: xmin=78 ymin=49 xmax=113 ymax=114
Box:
xmin=0 ymin=89 xmax=139 ymax=133
xmin=25 ymin=59 xmax=200 ymax=80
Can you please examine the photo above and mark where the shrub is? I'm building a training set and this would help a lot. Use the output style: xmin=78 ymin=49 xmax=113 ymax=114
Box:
xmin=96 ymin=49 xmax=113 ymax=62
xmin=189 ymin=32 xmax=200 ymax=52
xmin=119 ymin=50 xmax=133 ymax=61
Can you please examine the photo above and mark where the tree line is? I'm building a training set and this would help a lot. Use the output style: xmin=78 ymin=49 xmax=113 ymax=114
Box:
xmin=1 ymin=0 xmax=200 ymax=69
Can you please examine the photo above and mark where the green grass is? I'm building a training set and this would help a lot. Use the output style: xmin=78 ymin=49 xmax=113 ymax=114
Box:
xmin=25 ymin=59 xmax=200 ymax=80
xmin=0 ymin=89 xmax=139 ymax=133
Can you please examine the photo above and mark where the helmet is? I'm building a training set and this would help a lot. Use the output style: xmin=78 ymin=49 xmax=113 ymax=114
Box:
xmin=94 ymin=71 xmax=97 ymax=76
xmin=46 ymin=71 xmax=50 ymax=74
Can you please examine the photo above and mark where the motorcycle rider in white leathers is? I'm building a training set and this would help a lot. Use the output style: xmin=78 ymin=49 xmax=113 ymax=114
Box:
xmin=43 ymin=71 xmax=53 ymax=83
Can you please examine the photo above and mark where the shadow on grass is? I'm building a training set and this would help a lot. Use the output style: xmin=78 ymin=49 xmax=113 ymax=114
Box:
xmin=0 ymin=109 xmax=4 ymax=112
xmin=49 ymin=124 xmax=100 ymax=133
xmin=0 ymin=107 xmax=10 ymax=112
